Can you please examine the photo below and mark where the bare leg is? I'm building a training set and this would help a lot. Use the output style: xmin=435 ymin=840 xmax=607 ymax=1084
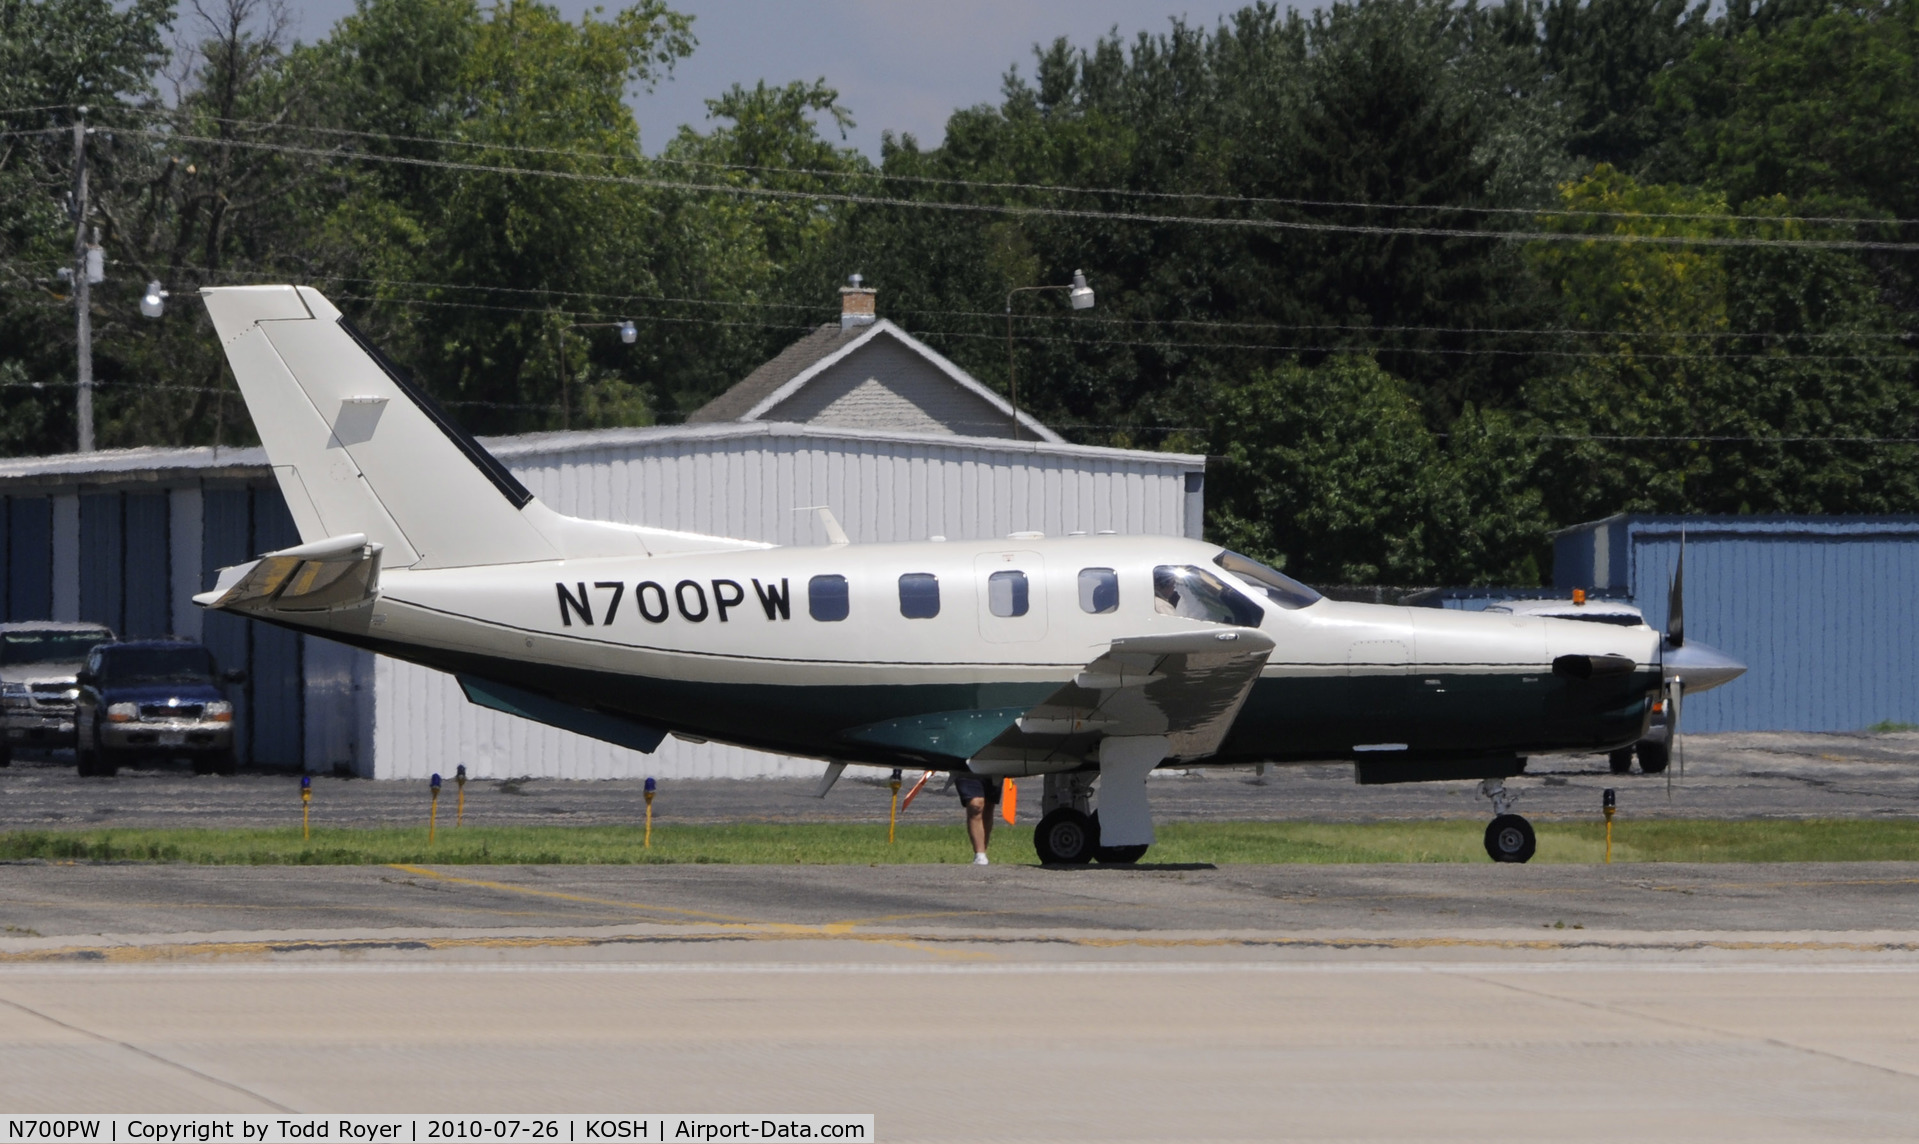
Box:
xmin=965 ymin=797 xmax=989 ymax=855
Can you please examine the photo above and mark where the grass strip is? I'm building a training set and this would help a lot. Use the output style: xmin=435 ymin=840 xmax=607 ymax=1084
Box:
xmin=1 ymin=818 xmax=1916 ymax=865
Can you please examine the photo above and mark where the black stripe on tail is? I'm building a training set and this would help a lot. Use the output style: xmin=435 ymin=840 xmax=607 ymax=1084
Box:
xmin=335 ymin=317 xmax=535 ymax=510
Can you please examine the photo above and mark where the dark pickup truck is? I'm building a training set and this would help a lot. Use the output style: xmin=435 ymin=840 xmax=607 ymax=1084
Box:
xmin=75 ymin=640 xmax=246 ymax=776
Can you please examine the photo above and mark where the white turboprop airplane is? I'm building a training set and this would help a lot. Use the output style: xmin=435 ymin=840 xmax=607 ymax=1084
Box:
xmin=195 ymin=286 xmax=1747 ymax=864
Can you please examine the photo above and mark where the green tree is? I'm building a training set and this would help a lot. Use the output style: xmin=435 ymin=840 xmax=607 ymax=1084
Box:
xmin=1208 ymin=355 xmax=1547 ymax=584
xmin=1526 ymin=165 xmax=1917 ymax=521
xmin=0 ymin=0 xmax=173 ymax=455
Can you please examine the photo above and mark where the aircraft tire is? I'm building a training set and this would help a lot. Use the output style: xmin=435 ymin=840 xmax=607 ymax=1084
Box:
xmin=1637 ymin=741 xmax=1670 ymax=774
xmin=1484 ymin=814 xmax=1536 ymax=863
xmin=0 ymin=740 xmax=10 ymax=768
xmin=1608 ymin=748 xmax=1634 ymax=775
xmin=1034 ymin=808 xmax=1097 ymax=865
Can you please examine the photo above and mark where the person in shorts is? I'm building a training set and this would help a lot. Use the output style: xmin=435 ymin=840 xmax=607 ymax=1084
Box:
xmin=954 ymin=772 xmax=1003 ymax=865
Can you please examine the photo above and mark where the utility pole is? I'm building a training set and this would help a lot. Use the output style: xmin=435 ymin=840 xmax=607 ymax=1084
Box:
xmin=70 ymin=106 xmax=94 ymax=453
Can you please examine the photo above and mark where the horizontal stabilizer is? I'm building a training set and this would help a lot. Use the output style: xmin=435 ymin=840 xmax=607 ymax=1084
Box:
xmin=194 ymin=534 xmax=382 ymax=613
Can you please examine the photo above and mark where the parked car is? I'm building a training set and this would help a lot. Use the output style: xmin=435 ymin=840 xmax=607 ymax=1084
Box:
xmin=1482 ymin=596 xmax=1670 ymax=775
xmin=0 ymin=621 xmax=116 ymax=764
xmin=74 ymin=640 xmax=245 ymax=776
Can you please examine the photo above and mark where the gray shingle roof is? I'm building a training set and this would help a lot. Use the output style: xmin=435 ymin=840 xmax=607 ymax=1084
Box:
xmin=685 ymin=323 xmax=865 ymax=424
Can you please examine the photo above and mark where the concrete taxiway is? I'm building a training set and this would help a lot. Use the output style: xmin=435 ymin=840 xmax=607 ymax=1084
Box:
xmin=0 ymin=863 xmax=1915 ymax=1139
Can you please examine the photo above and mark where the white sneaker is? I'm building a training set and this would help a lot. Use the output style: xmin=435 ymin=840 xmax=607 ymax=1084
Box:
xmin=972 ymin=853 xmax=989 ymax=866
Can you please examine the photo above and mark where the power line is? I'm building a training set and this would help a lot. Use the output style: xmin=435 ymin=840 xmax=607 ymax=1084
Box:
xmin=122 ymin=128 xmax=1919 ymax=253
xmin=119 ymin=108 xmax=1919 ymax=230
xmin=174 ymin=264 xmax=1919 ymax=342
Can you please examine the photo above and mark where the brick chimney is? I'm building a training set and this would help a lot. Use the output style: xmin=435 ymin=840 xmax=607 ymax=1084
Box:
xmin=839 ymin=273 xmax=876 ymax=331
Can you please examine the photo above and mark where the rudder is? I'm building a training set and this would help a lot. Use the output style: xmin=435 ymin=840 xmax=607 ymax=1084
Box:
xmin=203 ymin=285 xmax=562 ymax=569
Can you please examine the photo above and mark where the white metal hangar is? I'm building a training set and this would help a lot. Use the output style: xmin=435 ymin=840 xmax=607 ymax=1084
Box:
xmin=0 ymin=284 xmax=1205 ymax=778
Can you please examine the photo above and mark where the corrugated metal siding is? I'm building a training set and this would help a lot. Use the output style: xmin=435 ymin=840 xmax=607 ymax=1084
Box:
xmin=250 ymin=489 xmax=304 ymax=766
xmin=377 ymin=430 xmax=1196 ymax=780
xmin=200 ymin=487 xmax=254 ymax=760
xmin=77 ymin=493 xmax=122 ymax=631
xmin=6 ymin=497 xmax=51 ymax=621
xmin=122 ymin=493 xmax=170 ymax=637
xmin=1624 ymin=522 xmax=1919 ymax=733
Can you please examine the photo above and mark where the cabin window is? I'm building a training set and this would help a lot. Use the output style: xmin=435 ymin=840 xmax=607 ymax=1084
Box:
xmin=808 ymin=574 xmax=849 ymax=622
xmin=898 ymin=573 xmax=940 ymax=619
xmin=1153 ymin=565 xmax=1263 ymax=627
xmin=987 ymin=570 xmax=1029 ymax=618
xmin=1213 ymin=549 xmax=1321 ymax=610
xmin=1078 ymin=568 xmax=1119 ymax=614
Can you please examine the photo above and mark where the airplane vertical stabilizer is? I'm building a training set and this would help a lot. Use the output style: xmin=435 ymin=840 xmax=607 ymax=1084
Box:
xmin=203 ymin=285 xmax=576 ymax=570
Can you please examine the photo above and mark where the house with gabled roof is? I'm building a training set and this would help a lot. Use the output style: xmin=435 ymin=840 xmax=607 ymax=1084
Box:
xmin=687 ymin=278 xmax=1062 ymax=442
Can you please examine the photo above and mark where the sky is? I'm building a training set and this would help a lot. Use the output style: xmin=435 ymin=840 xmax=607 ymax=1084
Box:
xmin=280 ymin=1 xmax=1272 ymax=157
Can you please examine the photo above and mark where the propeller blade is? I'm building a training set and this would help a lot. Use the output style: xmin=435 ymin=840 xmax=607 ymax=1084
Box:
xmin=1665 ymin=675 xmax=1685 ymax=796
xmin=1667 ymin=534 xmax=1686 ymax=649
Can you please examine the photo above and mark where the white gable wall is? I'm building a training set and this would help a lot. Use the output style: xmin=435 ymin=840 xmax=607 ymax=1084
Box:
xmin=761 ymin=336 xmax=1018 ymax=438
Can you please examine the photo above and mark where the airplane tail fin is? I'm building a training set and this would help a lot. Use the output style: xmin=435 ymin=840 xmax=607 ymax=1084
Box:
xmin=203 ymin=285 xmax=577 ymax=569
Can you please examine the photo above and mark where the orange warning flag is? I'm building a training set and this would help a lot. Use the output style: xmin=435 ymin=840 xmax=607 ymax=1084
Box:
xmin=1001 ymin=778 xmax=1018 ymax=825
xmin=899 ymin=769 xmax=934 ymax=812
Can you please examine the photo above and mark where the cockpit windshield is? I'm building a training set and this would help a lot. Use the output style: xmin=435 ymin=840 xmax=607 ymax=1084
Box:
xmin=1154 ymin=566 xmax=1265 ymax=627
xmin=1213 ymin=550 xmax=1322 ymax=610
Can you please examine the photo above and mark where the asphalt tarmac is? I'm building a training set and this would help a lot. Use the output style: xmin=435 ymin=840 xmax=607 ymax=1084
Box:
xmin=2 ymin=730 xmax=1917 ymax=830
xmin=1 ymin=732 xmax=1916 ymax=1138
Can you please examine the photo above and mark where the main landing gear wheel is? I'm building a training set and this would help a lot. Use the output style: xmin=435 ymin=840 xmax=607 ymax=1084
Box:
xmin=1637 ymin=741 xmax=1670 ymax=774
xmin=1034 ymin=807 xmax=1097 ymax=865
xmin=1608 ymin=748 xmax=1634 ymax=775
xmin=1484 ymin=814 xmax=1537 ymax=863
xmin=1089 ymin=813 xmax=1149 ymax=864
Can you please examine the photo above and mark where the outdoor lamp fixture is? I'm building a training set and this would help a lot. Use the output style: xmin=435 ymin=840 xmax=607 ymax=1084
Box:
xmin=139 ymin=281 xmax=169 ymax=319
xmin=1005 ymin=269 xmax=1095 ymax=441
xmin=554 ymin=318 xmax=641 ymax=430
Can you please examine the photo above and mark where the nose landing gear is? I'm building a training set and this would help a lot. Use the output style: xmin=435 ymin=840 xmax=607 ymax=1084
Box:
xmin=1478 ymin=778 xmax=1536 ymax=863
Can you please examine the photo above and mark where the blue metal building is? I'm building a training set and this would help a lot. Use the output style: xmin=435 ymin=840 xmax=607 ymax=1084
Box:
xmin=1552 ymin=514 xmax=1919 ymax=733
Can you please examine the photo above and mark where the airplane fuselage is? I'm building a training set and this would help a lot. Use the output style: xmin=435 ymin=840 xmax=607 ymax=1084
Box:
xmin=270 ymin=533 xmax=1661 ymax=774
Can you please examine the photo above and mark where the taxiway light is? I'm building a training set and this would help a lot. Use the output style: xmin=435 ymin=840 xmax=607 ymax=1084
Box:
xmin=431 ymin=772 xmax=442 ymax=791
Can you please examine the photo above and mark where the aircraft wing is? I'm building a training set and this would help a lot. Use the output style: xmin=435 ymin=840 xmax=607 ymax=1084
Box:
xmin=969 ymin=628 xmax=1275 ymax=773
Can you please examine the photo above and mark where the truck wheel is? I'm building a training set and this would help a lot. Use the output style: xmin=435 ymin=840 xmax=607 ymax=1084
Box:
xmin=77 ymin=747 xmax=117 ymax=777
xmin=1608 ymin=748 xmax=1634 ymax=775
xmin=0 ymin=740 xmax=10 ymax=768
xmin=1637 ymin=741 xmax=1670 ymax=774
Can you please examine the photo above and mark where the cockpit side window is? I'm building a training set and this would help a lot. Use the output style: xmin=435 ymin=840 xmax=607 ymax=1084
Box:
xmin=1213 ymin=550 xmax=1322 ymax=610
xmin=1153 ymin=565 xmax=1264 ymax=627
xmin=1078 ymin=568 xmax=1119 ymax=614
